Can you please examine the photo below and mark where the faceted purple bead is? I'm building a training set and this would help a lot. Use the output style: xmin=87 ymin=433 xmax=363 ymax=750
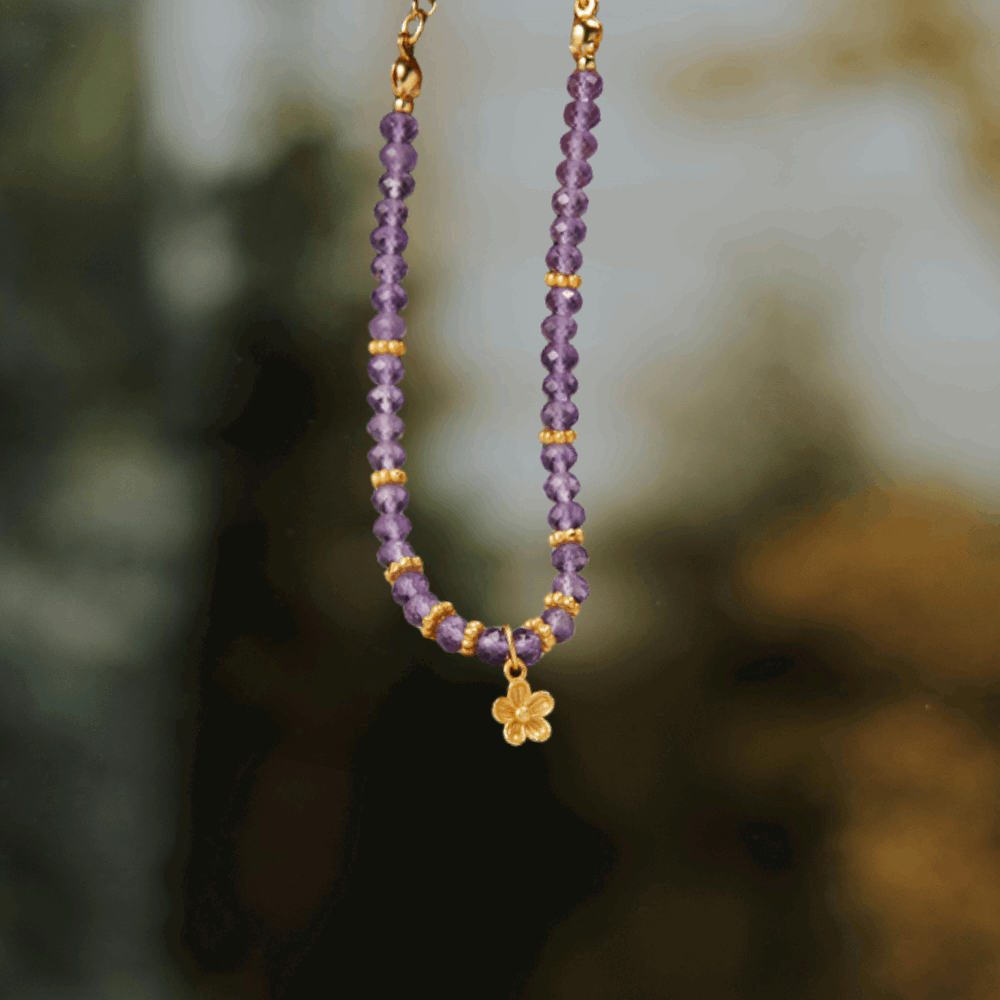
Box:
xmin=552 ymin=542 xmax=588 ymax=572
xmin=368 ymin=312 xmax=406 ymax=340
xmin=375 ymin=198 xmax=408 ymax=227
xmin=551 ymin=216 xmax=587 ymax=245
xmin=540 ymin=442 xmax=578 ymax=473
xmin=370 ymin=226 xmax=408 ymax=255
xmin=366 ymin=412 xmax=404 ymax=443
xmin=542 ymin=400 xmax=579 ymax=430
xmin=560 ymin=130 xmax=598 ymax=161
xmin=512 ymin=627 xmax=542 ymax=667
xmin=548 ymin=501 xmax=585 ymax=530
xmin=567 ymin=70 xmax=603 ymax=101
xmin=404 ymin=591 xmax=439 ymax=627
xmin=372 ymin=483 xmax=409 ymax=514
xmin=380 ymin=141 xmax=418 ymax=173
xmin=553 ymin=571 xmax=590 ymax=602
xmin=380 ymin=111 xmax=419 ymax=143
xmin=541 ymin=341 xmax=580 ymax=373
xmin=542 ymin=606 xmax=575 ymax=643
xmin=436 ymin=614 xmax=467 ymax=653
xmin=552 ymin=186 xmax=589 ymax=216
xmin=392 ymin=571 xmax=429 ymax=605
xmin=543 ymin=372 xmax=578 ymax=400
xmin=368 ymin=441 xmax=406 ymax=470
xmin=564 ymin=99 xmax=601 ymax=131
xmin=371 ymin=253 xmax=408 ymax=283
xmin=368 ymin=354 xmax=404 ymax=385
xmin=556 ymin=160 xmax=593 ymax=188
xmin=373 ymin=512 xmax=411 ymax=542
xmin=476 ymin=627 xmax=509 ymax=667
xmin=545 ymin=287 xmax=583 ymax=316
xmin=541 ymin=315 xmax=577 ymax=342
xmin=371 ymin=283 xmax=407 ymax=313
xmin=379 ymin=172 xmax=416 ymax=200
xmin=367 ymin=384 xmax=404 ymax=414
xmin=546 ymin=244 xmax=583 ymax=274
xmin=377 ymin=539 xmax=415 ymax=567
xmin=544 ymin=472 xmax=581 ymax=502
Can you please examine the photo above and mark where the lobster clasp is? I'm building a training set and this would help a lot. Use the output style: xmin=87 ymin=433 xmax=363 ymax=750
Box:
xmin=570 ymin=0 xmax=602 ymax=72
xmin=392 ymin=3 xmax=436 ymax=113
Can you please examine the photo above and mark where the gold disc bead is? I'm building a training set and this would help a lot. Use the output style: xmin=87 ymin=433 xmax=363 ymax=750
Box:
xmin=384 ymin=555 xmax=424 ymax=585
xmin=368 ymin=340 xmax=406 ymax=357
xmin=544 ymin=591 xmax=581 ymax=618
xmin=545 ymin=271 xmax=583 ymax=289
xmin=539 ymin=428 xmax=577 ymax=445
xmin=549 ymin=528 xmax=585 ymax=547
xmin=371 ymin=468 xmax=407 ymax=489
xmin=524 ymin=616 xmax=556 ymax=654
xmin=460 ymin=620 xmax=485 ymax=656
xmin=420 ymin=601 xmax=455 ymax=640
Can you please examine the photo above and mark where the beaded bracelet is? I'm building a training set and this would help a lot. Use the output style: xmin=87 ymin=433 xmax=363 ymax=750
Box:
xmin=364 ymin=0 xmax=602 ymax=746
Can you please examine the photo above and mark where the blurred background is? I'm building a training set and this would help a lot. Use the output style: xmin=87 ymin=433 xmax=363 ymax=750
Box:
xmin=2 ymin=0 xmax=1000 ymax=996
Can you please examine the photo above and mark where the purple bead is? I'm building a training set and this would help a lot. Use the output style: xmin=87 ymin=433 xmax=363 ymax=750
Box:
xmin=380 ymin=141 xmax=418 ymax=174
xmin=476 ymin=627 xmax=509 ymax=667
xmin=567 ymin=70 xmax=603 ymax=101
xmin=560 ymin=130 xmax=598 ymax=161
xmin=548 ymin=501 xmax=585 ymax=531
xmin=552 ymin=571 xmax=590 ymax=602
xmin=377 ymin=539 xmax=415 ymax=567
xmin=367 ymin=384 xmax=404 ymax=414
xmin=556 ymin=160 xmax=594 ymax=189
xmin=372 ymin=483 xmax=409 ymax=514
xmin=368 ymin=354 xmax=404 ymax=386
xmin=541 ymin=341 xmax=580 ymax=373
xmin=546 ymin=244 xmax=583 ymax=274
xmin=545 ymin=288 xmax=583 ymax=316
xmin=370 ymin=226 xmax=408 ymax=255
xmin=368 ymin=441 xmax=406 ymax=470
xmin=541 ymin=315 xmax=577 ymax=342
xmin=373 ymin=512 xmax=411 ymax=542
xmin=512 ymin=627 xmax=542 ymax=668
xmin=392 ymin=571 xmax=429 ymax=605
xmin=551 ymin=216 xmax=587 ymax=245
xmin=371 ymin=283 xmax=407 ymax=313
xmin=540 ymin=442 xmax=578 ymax=473
xmin=542 ymin=606 xmax=575 ymax=643
xmin=552 ymin=187 xmax=589 ymax=216
xmin=552 ymin=542 xmax=588 ymax=572
xmin=371 ymin=254 xmax=408 ymax=283
xmin=379 ymin=172 xmax=416 ymax=200
xmin=563 ymin=100 xmax=601 ymax=131
xmin=543 ymin=372 xmax=578 ymax=400
xmin=366 ymin=412 xmax=404 ymax=443
xmin=403 ymin=592 xmax=439 ymax=627
xmin=544 ymin=472 xmax=581 ymax=502
xmin=380 ymin=111 xmax=419 ymax=143
xmin=542 ymin=400 xmax=579 ymax=430
xmin=375 ymin=198 xmax=408 ymax=227
xmin=436 ymin=614 xmax=467 ymax=653
xmin=368 ymin=312 xmax=406 ymax=340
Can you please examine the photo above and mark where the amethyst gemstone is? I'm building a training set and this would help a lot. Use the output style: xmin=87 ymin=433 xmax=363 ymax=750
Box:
xmin=367 ymin=385 xmax=404 ymax=414
xmin=373 ymin=512 xmax=411 ymax=542
xmin=544 ymin=472 xmax=581 ymax=502
xmin=512 ymin=627 xmax=543 ymax=667
xmin=476 ymin=627 xmax=509 ymax=666
xmin=380 ymin=111 xmax=419 ymax=143
xmin=371 ymin=283 xmax=408 ymax=313
xmin=551 ymin=216 xmax=587 ymax=245
xmin=545 ymin=287 xmax=583 ymax=316
xmin=542 ymin=400 xmax=579 ymax=430
xmin=377 ymin=540 xmax=415 ymax=567
xmin=379 ymin=172 xmax=416 ymax=200
xmin=370 ymin=226 xmax=408 ymax=255
xmin=372 ymin=483 xmax=409 ymax=514
xmin=436 ymin=614 xmax=468 ymax=653
xmin=368 ymin=354 xmax=405 ymax=385
xmin=541 ymin=442 xmax=578 ymax=473
xmin=368 ymin=313 xmax=406 ymax=340
xmin=546 ymin=244 xmax=583 ymax=274
xmin=560 ymin=130 xmax=598 ymax=161
xmin=367 ymin=441 xmax=406 ymax=470
xmin=403 ymin=591 xmax=439 ymax=627
xmin=564 ymin=100 xmax=601 ymax=130
xmin=392 ymin=571 xmax=429 ymax=605
xmin=543 ymin=372 xmax=578 ymax=400
xmin=567 ymin=70 xmax=603 ymax=101
xmin=542 ymin=606 xmax=575 ymax=643
xmin=548 ymin=501 xmax=586 ymax=531
xmin=541 ymin=315 xmax=577 ymax=342
xmin=552 ymin=187 xmax=589 ymax=216
xmin=379 ymin=141 xmax=418 ymax=173
xmin=541 ymin=341 xmax=580 ymax=373
xmin=371 ymin=254 xmax=408 ymax=283
xmin=552 ymin=542 xmax=588 ymax=572
xmin=556 ymin=159 xmax=594 ymax=188
xmin=552 ymin=571 xmax=590 ymax=602
xmin=366 ymin=412 xmax=404 ymax=443
xmin=374 ymin=198 xmax=408 ymax=227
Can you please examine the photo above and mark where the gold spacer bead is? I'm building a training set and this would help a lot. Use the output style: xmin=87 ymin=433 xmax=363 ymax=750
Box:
xmin=371 ymin=468 xmax=408 ymax=489
xmin=384 ymin=555 xmax=424 ymax=585
xmin=420 ymin=601 xmax=455 ymax=640
xmin=394 ymin=98 xmax=414 ymax=114
xmin=538 ymin=428 xmax=578 ymax=445
xmin=549 ymin=528 xmax=585 ymax=548
xmin=460 ymin=620 xmax=485 ymax=656
xmin=524 ymin=616 xmax=556 ymax=653
xmin=368 ymin=339 xmax=406 ymax=356
xmin=544 ymin=591 xmax=581 ymax=618
xmin=545 ymin=271 xmax=582 ymax=289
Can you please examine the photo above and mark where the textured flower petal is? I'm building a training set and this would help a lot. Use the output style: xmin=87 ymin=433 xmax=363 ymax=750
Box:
xmin=492 ymin=697 xmax=514 ymax=724
xmin=504 ymin=721 xmax=527 ymax=746
xmin=528 ymin=690 xmax=555 ymax=718
xmin=507 ymin=679 xmax=531 ymax=709
xmin=525 ymin=717 xmax=552 ymax=743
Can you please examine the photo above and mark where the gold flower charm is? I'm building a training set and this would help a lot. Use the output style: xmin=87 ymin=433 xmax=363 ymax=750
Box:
xmin=492 ymin=678 xmax=555 ymax=746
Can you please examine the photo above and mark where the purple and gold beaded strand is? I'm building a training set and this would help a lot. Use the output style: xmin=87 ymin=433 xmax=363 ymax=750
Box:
xmin=364 ymin=0 xmax=602 ymax=746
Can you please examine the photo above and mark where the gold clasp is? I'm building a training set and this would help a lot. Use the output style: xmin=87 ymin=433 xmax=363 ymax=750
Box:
xmin=392 ymin=2 xmax=437 ymax=113
xmin=570 ymin=0 xmax=602 ymax=72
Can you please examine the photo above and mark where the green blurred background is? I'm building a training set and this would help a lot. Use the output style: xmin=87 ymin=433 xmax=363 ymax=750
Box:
xmin=2 ymin=0 xmax=1000 ymax=997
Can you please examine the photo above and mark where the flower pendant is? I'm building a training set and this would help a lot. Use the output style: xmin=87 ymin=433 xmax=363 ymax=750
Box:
xmin=491 ymin=677 xmax=554 ymax=746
